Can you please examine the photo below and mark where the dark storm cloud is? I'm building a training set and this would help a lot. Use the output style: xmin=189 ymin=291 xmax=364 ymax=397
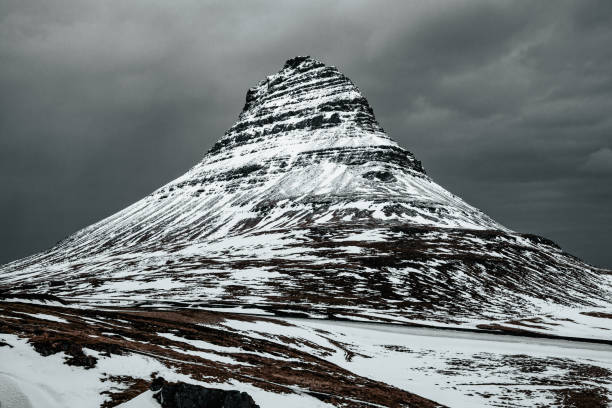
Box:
xmin=1 ymin=0 xmax=611 ymax=267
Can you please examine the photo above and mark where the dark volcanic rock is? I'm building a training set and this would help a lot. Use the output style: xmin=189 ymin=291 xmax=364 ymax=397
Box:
xmin=151 ymin=377 xmax=260 ymax=408
xmin=0 ymin=292 xmax=67 ymax=304
xmin=0 ymin=339 xmax=13 ymax=348
xmin=30 ymin=337 xmax=97 ymax=369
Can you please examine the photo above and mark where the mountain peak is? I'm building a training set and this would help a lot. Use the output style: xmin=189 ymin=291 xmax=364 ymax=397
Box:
xmin=0 ymin=56 xmax=509 ymax=278
xmin=282 ymin=55 xmax=321 ymax=70
xmin=217 ymin=56 xmax=397 ymax=174
xmin=239 ymin=55 xmax=377 ymax=133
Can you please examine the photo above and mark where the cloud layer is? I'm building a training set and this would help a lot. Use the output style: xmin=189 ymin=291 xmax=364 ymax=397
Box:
xmin=1 ymin=0 xmax=611 ymax=267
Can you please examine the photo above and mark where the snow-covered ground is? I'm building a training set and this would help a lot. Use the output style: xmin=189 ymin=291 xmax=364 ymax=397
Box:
xmin=0 ymin=333 xmax=335 ymax=408
xmin=284 ymin=319 xmax=612 ymax=407
xmin=1 ymin=300 xmax=611 ymax=407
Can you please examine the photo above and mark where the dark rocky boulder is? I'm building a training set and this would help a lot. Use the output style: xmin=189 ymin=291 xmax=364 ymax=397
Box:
xmin=151 ymin=377 xmax=260 ymax=408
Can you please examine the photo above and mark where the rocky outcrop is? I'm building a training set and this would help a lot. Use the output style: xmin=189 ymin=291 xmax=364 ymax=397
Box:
xmin=150 ymin=378 xmax=260 ymax=408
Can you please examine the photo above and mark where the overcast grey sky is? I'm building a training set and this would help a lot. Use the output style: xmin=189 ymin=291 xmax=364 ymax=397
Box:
xmin=1 ymin=0 xmax=611 ymax=268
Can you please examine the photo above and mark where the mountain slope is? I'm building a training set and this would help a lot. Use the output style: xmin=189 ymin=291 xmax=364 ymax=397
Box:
xmin=1 ymin=56 xmax=611 ymax=339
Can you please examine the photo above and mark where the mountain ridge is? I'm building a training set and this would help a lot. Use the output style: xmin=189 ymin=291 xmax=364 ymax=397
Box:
xmin=1 ymin=56 xmax=610 ymax=341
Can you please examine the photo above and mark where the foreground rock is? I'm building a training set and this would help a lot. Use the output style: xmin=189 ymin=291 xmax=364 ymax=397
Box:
xmin=150 ymin=377 xmax=259 ymax=408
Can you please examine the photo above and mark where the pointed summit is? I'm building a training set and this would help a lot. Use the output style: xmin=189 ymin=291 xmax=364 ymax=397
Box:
xmin=228 ymin=55 xmax=386 ymax=154
xmin=242 ymin=55 xmax=348 ymax=114
xmin=282 ymin=55 xmax=318 ymax=69
xmin=206 ymin=57 xmax=428 ymax=198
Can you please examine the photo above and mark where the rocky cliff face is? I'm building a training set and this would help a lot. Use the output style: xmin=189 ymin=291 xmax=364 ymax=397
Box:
xmin=1 ymin=56 xmax=610 ymax=337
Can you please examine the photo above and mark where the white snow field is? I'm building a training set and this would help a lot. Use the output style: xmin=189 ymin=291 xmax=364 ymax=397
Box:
xmin=1 ymin=308 xmax=611 ymax=408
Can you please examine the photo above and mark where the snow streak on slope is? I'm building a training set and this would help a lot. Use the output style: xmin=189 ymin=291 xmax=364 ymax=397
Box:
xmin=0 ymin=56 xmax=611 ymax=339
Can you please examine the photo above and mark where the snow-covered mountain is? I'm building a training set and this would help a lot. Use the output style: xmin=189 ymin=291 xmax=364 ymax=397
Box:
xmin=1 ymin=56 xmax=611 ymax=338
